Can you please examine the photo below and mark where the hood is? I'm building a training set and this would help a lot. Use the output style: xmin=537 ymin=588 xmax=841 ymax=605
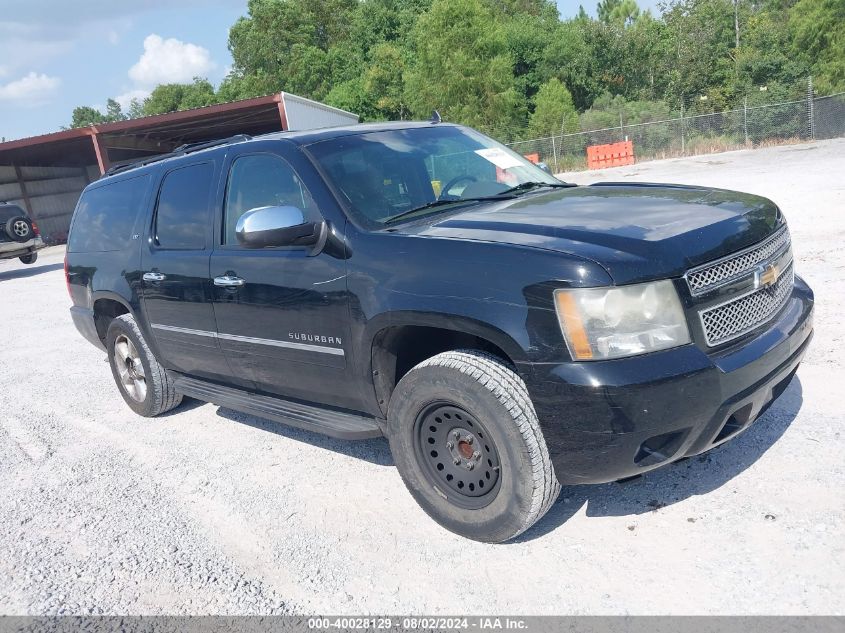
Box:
xmin=407 ymin=183 xmax=783 ymax=284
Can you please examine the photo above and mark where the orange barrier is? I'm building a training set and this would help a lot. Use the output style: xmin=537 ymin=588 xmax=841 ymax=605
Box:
xmin=586 ymin=141 xmax=635 ymax=169
xmin=523 ymin=152 xmax=540 ymax=164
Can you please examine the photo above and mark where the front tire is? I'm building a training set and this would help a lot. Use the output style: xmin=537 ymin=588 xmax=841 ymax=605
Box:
xmin=106 ymin=314 xmax=182 ymax=417
xmin=388 ymin=350 xmax=560 ymax=542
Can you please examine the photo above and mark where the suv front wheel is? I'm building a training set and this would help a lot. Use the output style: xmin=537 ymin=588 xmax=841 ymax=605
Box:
xmin=388 ymin=350 xmax=561 ymax=543
xmin=106 ymin=314 xmax=182 ymax=417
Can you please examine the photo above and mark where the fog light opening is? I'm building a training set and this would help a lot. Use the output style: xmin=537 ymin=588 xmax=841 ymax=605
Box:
xmin=634 ymin=429 xmax=687 ymax=467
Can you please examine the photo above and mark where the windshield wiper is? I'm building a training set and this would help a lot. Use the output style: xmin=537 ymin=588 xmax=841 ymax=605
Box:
xmin=382 ymin=181 xmax=572 ymax=226
xmin=383 ymin=195 xmax=514 ymax=226
xmin=499 ymin=181 xmax=574 ymax=195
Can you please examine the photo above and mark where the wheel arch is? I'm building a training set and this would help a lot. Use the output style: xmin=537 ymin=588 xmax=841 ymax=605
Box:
xmin=91 ymin=292 xmax=137 ymax=344
xmin=367 ymin=312 xmax=526 ymax=417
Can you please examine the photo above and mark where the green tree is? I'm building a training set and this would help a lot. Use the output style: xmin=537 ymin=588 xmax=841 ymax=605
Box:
xmin=404 ymin=0 xmax=523 ymax=136
xmin=105 ymin=99 xmax=127 ymax=122
xmin=502 ymin=10 xmax=558 ymax=120
xmin=217 ymin=72 xmax=279 ymax=102
xmin=69 ymin=106 xmax=108 ymax=128
xmin=527 ymin=78 xmax=578 ymax=137
xmin=789 ymin=0 xmax=845 ymax=93
xmin=597 ymin=0 xmax=621 ymax=23
xmin=127 ymin=99 xmax=145 ymax=120
xmin=142 ymin=78 xmax=219 ymax=116
xmin=141 ymin=84 xmax=185 ymax=116
xmin=542 ymin=18 xmax=628 ymax=110
xmin=68 ymin=99 xmax=127 ymax=128
xmin=326 ymin=77 xmax=379 ymax=120
xmin=364 ymin=43 xmax=408 ymax=119
xmin=609 ymin=0 xmax=640 ymax=27
xmin=661 ymin=0 xmax=739 ymax=108
xmin=66 ymin=0 xmax=835 ymax=146
xmin=228 ymin=0 xmax=359 ymax=98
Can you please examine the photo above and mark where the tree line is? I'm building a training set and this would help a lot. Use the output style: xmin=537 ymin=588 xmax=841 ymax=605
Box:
xmin=69 ymin=0 xmax=844 ymax=143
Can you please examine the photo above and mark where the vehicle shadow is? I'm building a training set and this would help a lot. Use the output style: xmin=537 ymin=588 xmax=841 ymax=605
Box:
xmin=158 ymin=397 xmax=206 ymax=417
xmin=214 ymin=406 xmax=394 ymax=466
xmin=0 ymin=262 xmax=63 ymax=282
xmin=516 ymin=376 xmax=804 ymax=542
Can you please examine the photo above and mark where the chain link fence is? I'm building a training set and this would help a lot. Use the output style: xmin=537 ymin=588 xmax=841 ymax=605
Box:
xmin=506 ymin=91 xmax=845 ymax=172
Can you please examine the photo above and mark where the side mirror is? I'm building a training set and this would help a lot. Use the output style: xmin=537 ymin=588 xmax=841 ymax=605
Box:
xmin=235 ymin=206 xmax=324 ymax=249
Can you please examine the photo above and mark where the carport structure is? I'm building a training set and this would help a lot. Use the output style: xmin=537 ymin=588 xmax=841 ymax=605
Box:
xmin=0 ymin=93 xmax=357 ymax=242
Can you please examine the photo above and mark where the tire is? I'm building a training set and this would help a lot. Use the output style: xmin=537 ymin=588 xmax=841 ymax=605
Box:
xmin=387 ymin=350 xmax=560 ymax=542
xmin=5 ymin=216 xmax=33 ymax=243
xmin=19 ymin=252 xmax=37 ymax=265
xmin=106 ymin=314 xmax=182 ymax=417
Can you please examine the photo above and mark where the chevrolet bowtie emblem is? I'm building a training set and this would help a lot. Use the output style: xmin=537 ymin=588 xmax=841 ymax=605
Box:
xmin=755 ymin=262 xmax=781 ymax=289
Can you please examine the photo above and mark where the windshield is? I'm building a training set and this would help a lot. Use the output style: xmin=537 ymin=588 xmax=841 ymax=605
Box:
xmin=307 ymin=125 xmax=562 ymax=228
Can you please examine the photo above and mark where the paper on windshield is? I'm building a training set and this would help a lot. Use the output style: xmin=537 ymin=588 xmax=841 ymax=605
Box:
xmin=474 ymin=148 xmax=523 ymax=170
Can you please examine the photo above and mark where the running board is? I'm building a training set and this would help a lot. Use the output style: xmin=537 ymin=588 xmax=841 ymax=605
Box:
xmin=172 ymin=374 xmax=384 ymax=440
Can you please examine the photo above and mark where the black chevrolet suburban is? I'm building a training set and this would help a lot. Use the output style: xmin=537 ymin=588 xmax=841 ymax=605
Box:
xmin=66 ymin=122 xmax=814 ymax=542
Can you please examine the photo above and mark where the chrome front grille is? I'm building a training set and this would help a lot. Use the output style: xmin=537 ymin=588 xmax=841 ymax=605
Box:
xmin=699 ymin=260 xmax=794 ymax=346
xmin=686 ymin=225 xmax=791 ymax=296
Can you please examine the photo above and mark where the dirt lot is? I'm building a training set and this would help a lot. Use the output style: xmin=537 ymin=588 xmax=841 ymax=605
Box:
xmin=1 ymin=139 xmax=843 ymax=615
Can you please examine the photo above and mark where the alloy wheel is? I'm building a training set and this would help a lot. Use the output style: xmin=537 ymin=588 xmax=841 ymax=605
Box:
xmin=113 ymin=334 xmax=147 ymax=403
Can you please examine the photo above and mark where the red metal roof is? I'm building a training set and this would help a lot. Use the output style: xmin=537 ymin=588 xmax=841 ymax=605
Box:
xmin=0 ymin=94 xmax=288 ymax=171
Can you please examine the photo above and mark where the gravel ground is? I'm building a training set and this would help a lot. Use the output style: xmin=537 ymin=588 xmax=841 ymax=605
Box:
xmin=1 ymin=139 xmax=843 ymax=615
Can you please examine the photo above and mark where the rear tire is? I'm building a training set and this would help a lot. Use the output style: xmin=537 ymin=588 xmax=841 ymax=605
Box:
xmin=19 ymin=252 xmax=37 ymax=265
xmin=5 ymin=216 xmax=33 ymax=243
xmin=387 ymin=350 xmax=560 ymax=542
xmin=106 ymin=314 xmax=182 ymax=417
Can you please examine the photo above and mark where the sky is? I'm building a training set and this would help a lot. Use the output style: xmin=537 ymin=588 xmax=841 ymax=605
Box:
xmin=0 ymin=0 xmax=662 ymax=142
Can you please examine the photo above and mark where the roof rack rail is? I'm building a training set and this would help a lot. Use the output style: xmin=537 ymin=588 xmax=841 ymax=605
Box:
xmin=171 ymin=134 xmax=252 ymax=155
xmin=104 ymin=133 xmax=253 ymax=177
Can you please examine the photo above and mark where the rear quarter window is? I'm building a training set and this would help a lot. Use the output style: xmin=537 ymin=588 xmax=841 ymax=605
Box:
xmin=68 ymin=174 xmax=150 ymax=253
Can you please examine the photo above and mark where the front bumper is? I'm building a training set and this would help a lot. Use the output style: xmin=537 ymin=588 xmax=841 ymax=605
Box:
xmin=519 ymin=276 xmax=814 ymax=485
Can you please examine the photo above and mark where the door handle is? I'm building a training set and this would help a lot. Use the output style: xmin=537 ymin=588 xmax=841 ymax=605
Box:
xmin=142 ymin=272 xmax=166 ymax=282
xmin=214 ymin=275 xmax=245 ymax=288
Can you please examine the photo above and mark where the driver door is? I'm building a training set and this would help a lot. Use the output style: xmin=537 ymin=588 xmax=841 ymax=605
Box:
xmin=209 ymin=149 xmax=359 ymax=410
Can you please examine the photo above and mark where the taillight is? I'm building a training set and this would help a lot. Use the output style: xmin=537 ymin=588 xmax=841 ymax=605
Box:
xmin=31 ymin=220 xmax=40 ymax=236
xmin=64 ymin=254 xmax=72 ymax=299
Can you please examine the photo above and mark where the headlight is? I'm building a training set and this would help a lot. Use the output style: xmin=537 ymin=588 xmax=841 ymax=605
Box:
xmin=554 ymin=280 xmax=691 ymax=360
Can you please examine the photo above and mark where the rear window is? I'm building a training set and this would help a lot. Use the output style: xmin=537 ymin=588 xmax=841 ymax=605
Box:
xmin=68 ymin=175 xmax=150 ymax=253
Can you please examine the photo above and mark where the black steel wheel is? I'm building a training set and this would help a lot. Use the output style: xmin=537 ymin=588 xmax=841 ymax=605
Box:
xmin=413 ymin=402 xmax=501 ymax=509
xmin=388 ymin=350 xmax=560 ymax=542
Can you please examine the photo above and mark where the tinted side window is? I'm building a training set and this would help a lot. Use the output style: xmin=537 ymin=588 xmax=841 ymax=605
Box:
xmin=67 ymin=175 xmax=150 ymax=253
xmin=223 ymin=154 xmax=319 ymax=245
xmin=155 ymin=162 xmax=214 ymax=250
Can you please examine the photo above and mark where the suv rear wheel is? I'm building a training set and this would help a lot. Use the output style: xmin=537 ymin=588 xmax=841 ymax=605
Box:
xmin=5 ymin=216 xmax=33 ymax=243
xmin=388 ymin=350 xmax=560 ymax=543
xmin=106 ymin=314 xmax=182 ymax=417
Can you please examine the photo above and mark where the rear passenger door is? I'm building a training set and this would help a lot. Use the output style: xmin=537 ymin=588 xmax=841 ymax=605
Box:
xmin=140 ymin=160 xmax=240 ymax=385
